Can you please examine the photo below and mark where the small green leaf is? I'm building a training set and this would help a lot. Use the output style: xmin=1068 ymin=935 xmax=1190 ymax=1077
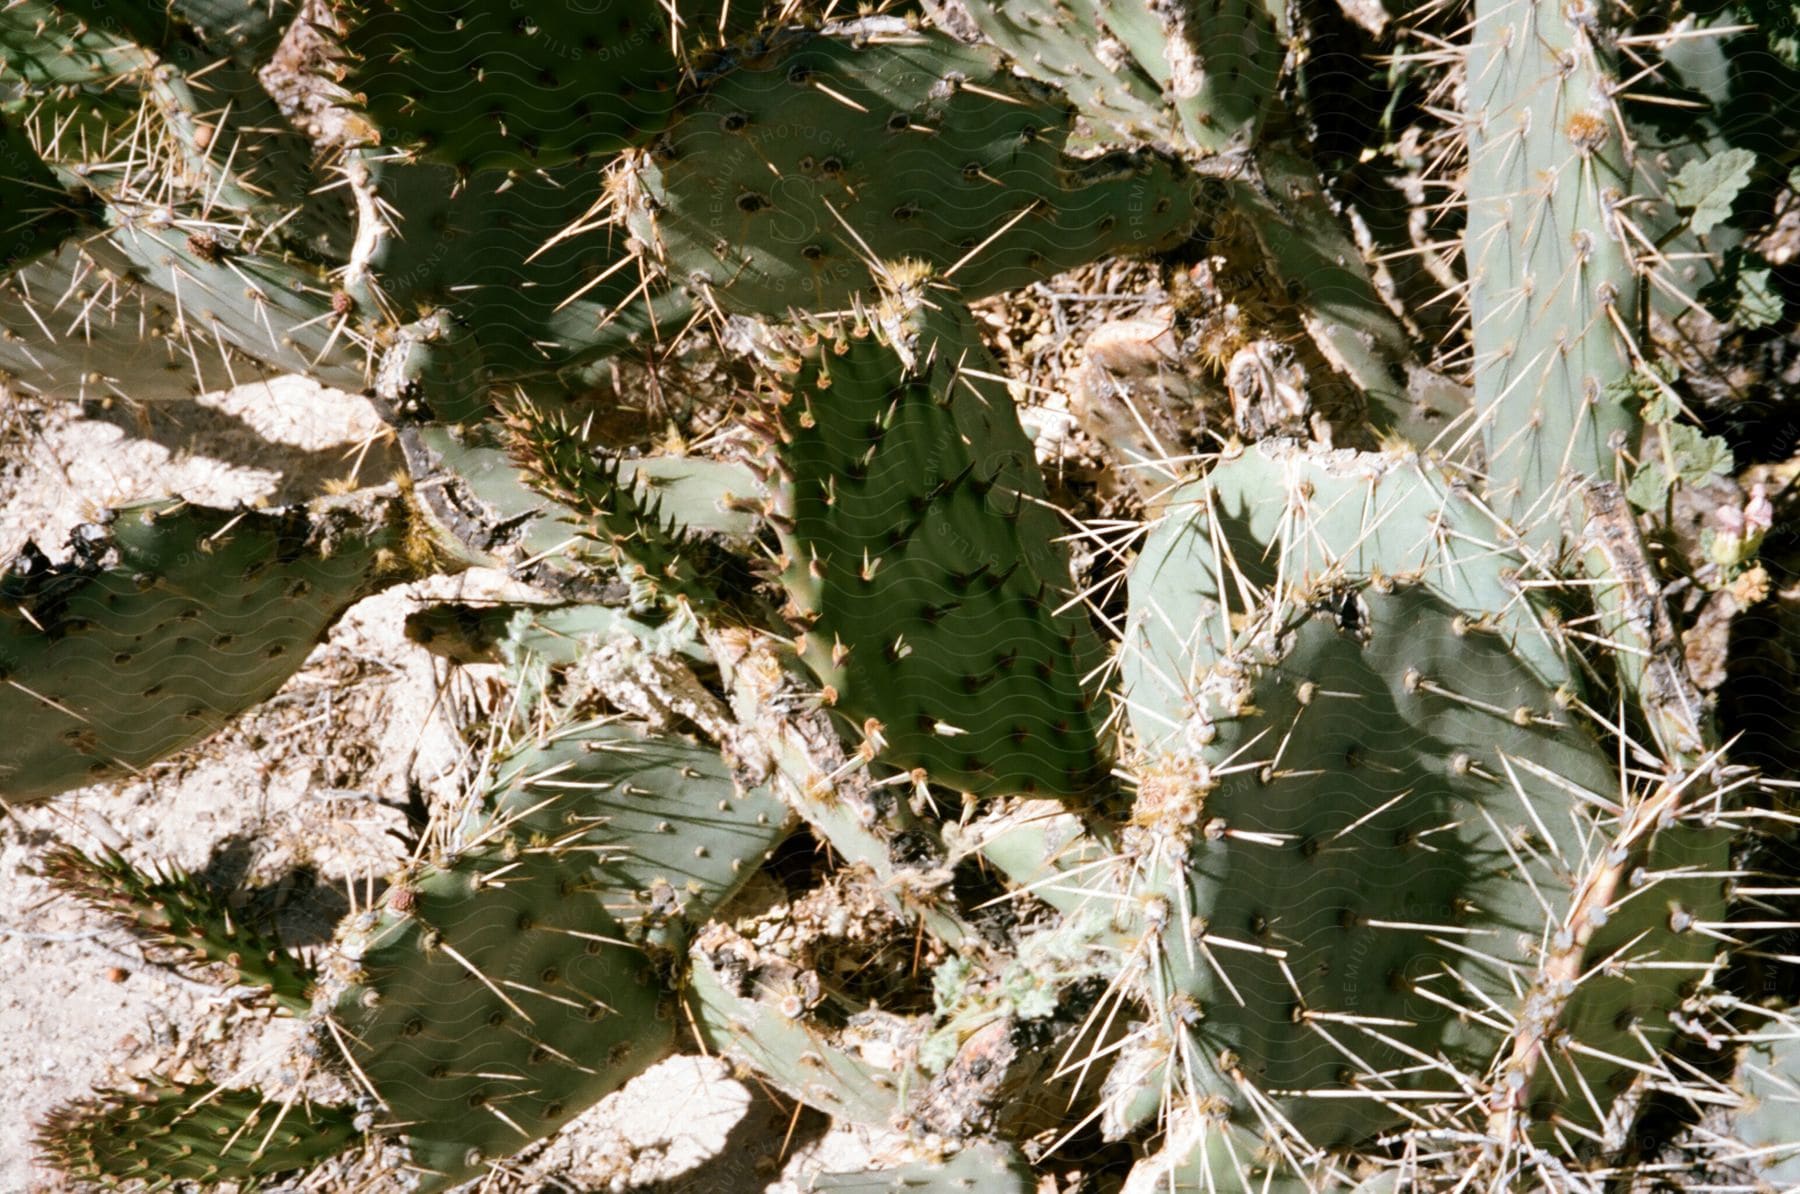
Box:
xmin=1628 ymin=422 xmax=1734 ymax=510
xmin=1626 ymin=459 xmax=1672 ymax=510
xmin=1669 ymin=148 xmax=1757 ymax=234
xmin=1667 ymin=421 xmax=1735 ymax=484
xmin=1735 ymin=263 xmax=1785 ymax=328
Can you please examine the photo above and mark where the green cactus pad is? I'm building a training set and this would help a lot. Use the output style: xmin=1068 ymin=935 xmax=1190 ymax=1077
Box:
xmin=0 ymin=238 xmax=269 ymax=405
xmin=813 ymin=1142 xmax=1036 ymax=1192
xmin=1717 ymin=1018 xmax=1800 ymax=1186
xmin=1119 ymin=581 xmax=1615 ymax=1149
xmin=1118 ymin=443 xmax=1728 ymax=1150
xmin=500 ymin=401 xmax=765 ymax=615
xmin=0 ymin=492 xmax=432 ymax=805
xmin=356 ymin=158 xmax=693 ymax=396
xmin=344 ymin=0 xmax=679 ymax=174
xmin=38 ymin=1080 xmax=361 ymax=1188
xmin=1122 ymin=440 xmax=1579 ymax=752
xmin=0 ymin=112 xmax=92 ymax=272
xmin=939 ymin=0 xmax=1176 ymax=146
xmin=1465 ymin=0 xmax=1641 ymax=547
xmin=688 ymin=921 xmax=923 ymax=1128
xmin=628 ymin=21 xmax=1200 ymax=315
xmin=478 ymin=719 xmax=792 ymax=948
xmin=323 ymin=838 xmax=672 ymax=1189
xmin=952 ymin=0 xmax=1279 ymax=153
xmin=168 ymin=0 xmax=298 ymax=64
xmin=99 ymin=215 xmax=366 ymax=393
xmin=764 ymin=283 xmax=1108 ymax=800
xmin=3 ymin=1 xmax=342 ymax=243
xmin=40 ymin=844 xmax=314 ymax=1014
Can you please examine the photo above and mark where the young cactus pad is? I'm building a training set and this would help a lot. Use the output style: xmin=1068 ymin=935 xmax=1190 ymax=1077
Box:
xmin=38 ymin=1081 xmax=361 ymax=1189
xmin=0 ymin=493 xmax=432 ymax=805
xmin=627 ymin=21 xmax=1200 ymax=315
xmin=764 ymin=281 xmax=1108 ymax=799
xmin=40 ymin=844 xmax=314 ymax=1015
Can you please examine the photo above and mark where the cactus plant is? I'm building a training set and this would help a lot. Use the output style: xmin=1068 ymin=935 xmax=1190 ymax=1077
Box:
xmin=38 ymin=1081 xmax=362 ymax=1189
xmin=1 ymin=0 xmax=1793 ymax=1191
xmin=624 ymin=21 xmax=1202 ymax=316
xmin=758 ymin=271 xmax=1108 ymax=800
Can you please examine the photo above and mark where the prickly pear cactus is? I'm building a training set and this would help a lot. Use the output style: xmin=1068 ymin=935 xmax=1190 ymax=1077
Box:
xmin=1 ymin=0 xmax=1789 ymax=1190
xmin=626 ymin=21 xmax=1202 ymax=315
xmin=343 ymin=0 xmax=679 ymax=173
xmin=761 ymin=273 xmax=1108 ymax=799
xmin=38 ymin=1081 xmax=362 ymax=1189
xmin=0 ymin=492 xmax=448 ymax=805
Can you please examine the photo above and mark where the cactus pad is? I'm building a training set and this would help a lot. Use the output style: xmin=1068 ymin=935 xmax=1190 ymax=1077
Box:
xmin=40 ymin=844 xmax=314 ymax=1014
xmin=0 ymin=493 xmax=427 ymax=805
xmin=38 ymin=1081 xmax=361 ymax=1189
xmin=344 ymin=0 xmax=679 ymax=174
xmin=628 ymin=21 xmax=1200 ymax=315
xmin=764 ymin=282 xmax=1107 ymax=799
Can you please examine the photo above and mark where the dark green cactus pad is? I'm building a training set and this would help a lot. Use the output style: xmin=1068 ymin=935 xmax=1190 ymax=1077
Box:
xmin=322 ymin=720 xmax=781 ymax=1188
xmin=765 ymin=285 xmax=1108 ymax=800
xmin=40 ymin=844 xmax=315 ymax=1014
xmin=38 ymin=1080 xmax=361 ymax=1189
xmin=324 ymin=720 xmax=787 ymax=1186
xmin=0 ymin=493 xmax=426 ymax=805
xmin=344 ymin=0 xmax=679 ymax=174
xmin=357 ymin=159 xmax=691 ymax=395
xmin=628 ymin=22 xmax=1201 ymax=315
xmin=324 ymin=843 xmax=673 ymax=1189
xmin=0 ymin=112 xmax=92 ymax=272
xmin=168 ymin=0 xmax=298 ymax=64
xmin=0 ymin=1 xmax=152 ymax=94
